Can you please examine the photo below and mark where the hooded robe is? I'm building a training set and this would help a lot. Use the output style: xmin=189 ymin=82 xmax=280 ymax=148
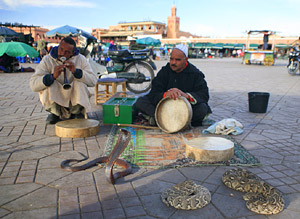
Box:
xmin=30 ymin=46 xmax=97 ymax=112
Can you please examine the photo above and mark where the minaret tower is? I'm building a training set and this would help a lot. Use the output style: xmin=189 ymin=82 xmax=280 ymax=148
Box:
xmin=167 ymin=5 xmax=180 ymax=38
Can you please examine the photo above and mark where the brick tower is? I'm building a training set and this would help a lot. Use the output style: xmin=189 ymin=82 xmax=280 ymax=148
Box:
xmin=167 ymin=5 xmax=180 ymax=38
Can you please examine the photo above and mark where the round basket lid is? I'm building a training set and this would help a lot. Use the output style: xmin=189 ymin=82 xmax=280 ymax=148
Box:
xmin=155 ymin=96 xmax=192 ymax=133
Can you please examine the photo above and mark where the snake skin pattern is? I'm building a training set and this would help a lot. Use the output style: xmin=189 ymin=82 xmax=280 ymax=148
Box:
xmin=222 ymin=168 xmax=285 ymax=215
xmin=161 ymin=180 xmax=211 ymax=210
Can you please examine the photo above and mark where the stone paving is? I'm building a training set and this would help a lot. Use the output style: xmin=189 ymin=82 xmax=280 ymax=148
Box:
xmin=0 ymin=58 xmax=300 ymax=219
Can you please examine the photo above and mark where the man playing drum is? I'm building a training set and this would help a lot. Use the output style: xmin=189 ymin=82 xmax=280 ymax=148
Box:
xmin=135 ymin=44 xmax=212 ymax=127
xmin=30 ymin=37 xmax=97 ymax=124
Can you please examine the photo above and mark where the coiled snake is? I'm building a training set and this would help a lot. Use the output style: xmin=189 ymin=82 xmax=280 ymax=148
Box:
xmin=60 ymin=129 xmax=132 ymax=184
xmin=222 ymin=168 xmax=285 ymax=215
xmin=161 ymin=180 xmax=211 ymax=210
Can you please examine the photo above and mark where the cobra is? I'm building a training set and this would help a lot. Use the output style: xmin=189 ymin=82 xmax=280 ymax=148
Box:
xmin=60 ymin=129 xmax=132 ymax=184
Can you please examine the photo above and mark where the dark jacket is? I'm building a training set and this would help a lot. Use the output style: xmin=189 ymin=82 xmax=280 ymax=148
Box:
xmin=147 ymin=62 xmax=210 ymax=106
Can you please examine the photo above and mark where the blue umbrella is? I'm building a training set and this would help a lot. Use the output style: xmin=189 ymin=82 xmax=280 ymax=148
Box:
xmin=136 ymin=37 xmax=161 ymax=46
xmin=0 ymin=27 xmax=19 ymax=36
xmin=45 ymin=25 xmax=96 ymax=40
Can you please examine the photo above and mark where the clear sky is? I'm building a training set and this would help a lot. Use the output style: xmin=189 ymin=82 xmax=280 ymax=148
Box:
xmin=1 ymin=0 xmax=300 ymax=38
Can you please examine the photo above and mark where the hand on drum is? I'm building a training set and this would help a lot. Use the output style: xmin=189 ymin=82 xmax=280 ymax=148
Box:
xmin=165 ymin=88 xmax=189 ymax=100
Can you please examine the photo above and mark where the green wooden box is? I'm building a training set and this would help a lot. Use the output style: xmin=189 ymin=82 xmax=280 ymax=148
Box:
xmin=103 ymin=97 xmax=138 ymax=124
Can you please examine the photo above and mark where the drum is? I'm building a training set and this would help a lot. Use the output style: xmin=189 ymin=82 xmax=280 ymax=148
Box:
xmin=185 ymin=137 xmax=234 ymax=162
xmin=55 ymin=119 xmax=100 ymax=138
xmin=155 ymin=96 xmax=192 ymax=133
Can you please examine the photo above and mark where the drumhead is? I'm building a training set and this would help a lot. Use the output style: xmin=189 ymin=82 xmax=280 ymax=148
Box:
xmin=155 ymin=96 xmax=192 ymax=133
xmin=185 ymin=137 xmax=234 ymax=162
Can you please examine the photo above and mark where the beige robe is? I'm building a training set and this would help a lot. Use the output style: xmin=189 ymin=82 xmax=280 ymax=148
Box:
xmin=30 ymin=53 xmax=97 ymax=111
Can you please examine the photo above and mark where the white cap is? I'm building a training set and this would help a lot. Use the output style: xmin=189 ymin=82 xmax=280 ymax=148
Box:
xmin=174 ymin=44 xmax=188 ymax=57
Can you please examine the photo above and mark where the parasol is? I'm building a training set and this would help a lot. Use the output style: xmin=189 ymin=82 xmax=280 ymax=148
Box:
xmin=0 ymin=42 xmax=39 ymax=57
xmin=0 ymin=27 xmax=19 ymax=36
xmin=136 ymin=37 xmax=161 ymax=46
xmin=45 ymin=25 xmax=96 ymax=40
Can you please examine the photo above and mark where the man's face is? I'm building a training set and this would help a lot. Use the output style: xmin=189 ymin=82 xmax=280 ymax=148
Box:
xmin=170 ymin=49 xmax=188 ymax=73
xmin=58 ymin=40 xmax=75 ymax=60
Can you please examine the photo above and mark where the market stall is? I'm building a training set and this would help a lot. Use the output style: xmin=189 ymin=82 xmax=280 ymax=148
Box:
xmin=242 ymin=30 xmax=275 ymax=66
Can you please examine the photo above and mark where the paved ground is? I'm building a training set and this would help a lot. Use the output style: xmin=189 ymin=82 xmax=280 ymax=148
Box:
xmin=0 ymin=58 xmax=300 ymax=219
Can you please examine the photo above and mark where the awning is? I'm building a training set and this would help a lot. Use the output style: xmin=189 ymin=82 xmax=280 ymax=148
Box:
xmin=205 ymin=43 xmax=214 ymax=49
xmin=212 ymin=43 xmax=224 ymax=49
xmin=234 ymin=43 xmax=245 ymax=49
xmin=249 ymin=44 xmax=259 ymax=49
xmin=275 ymin=44 xmax=291 ymax=48
xmin=192 ymin=42 xmax=215 ymax=49
xmin=223 ymin=43 xmax=234 ymax=49
xmin=165 ymin=44 xmax=175 ymax=48
xmin=193 ymin=43 xmax=206 ymax=49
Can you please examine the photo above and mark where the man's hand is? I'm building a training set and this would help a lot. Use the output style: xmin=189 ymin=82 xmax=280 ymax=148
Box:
xmin=53 ymin=64 xmax=65 ymax=79
xmin=64 ymin=60 xmax=75 ymax=74
xmin=165 ymin=88 xmax=189 ymax=100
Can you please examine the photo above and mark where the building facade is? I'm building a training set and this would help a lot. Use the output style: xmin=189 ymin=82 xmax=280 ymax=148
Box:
xmin=1 ymin=23 xmax=66 ymax=46
xmin=91 ymin=21 xmax=166 ymax=44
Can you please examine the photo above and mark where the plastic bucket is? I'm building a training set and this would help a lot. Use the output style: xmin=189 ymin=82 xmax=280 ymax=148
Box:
xmin=248 ymin=92 xmax=270 ymax=113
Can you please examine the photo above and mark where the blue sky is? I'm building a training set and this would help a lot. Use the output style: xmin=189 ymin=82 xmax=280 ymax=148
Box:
xmin=0 ymin=0 xmax=299 ymax=37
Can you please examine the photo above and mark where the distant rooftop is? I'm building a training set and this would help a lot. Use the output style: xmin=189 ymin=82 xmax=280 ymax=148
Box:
xmin=118 ymin=21 xmax=165 ymax=25
xmin=0 ymin=22 xmax=39 ymax=28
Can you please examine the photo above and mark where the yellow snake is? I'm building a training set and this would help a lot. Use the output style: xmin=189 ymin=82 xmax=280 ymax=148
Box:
xmin=222 ymin=168 xmax=285 ymax=215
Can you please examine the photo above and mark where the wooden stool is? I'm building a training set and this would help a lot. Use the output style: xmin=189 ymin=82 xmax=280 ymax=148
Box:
xmin=95 ymin=78 xmax=127 ymax=104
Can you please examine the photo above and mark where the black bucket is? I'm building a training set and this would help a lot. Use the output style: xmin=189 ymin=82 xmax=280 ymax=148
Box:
xmin=248 ymin=92 xmax=270 ymax=113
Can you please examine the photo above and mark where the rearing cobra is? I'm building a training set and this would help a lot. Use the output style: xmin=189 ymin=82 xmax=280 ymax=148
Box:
xmin=60 ymin=128 xmax=132 ymax=184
